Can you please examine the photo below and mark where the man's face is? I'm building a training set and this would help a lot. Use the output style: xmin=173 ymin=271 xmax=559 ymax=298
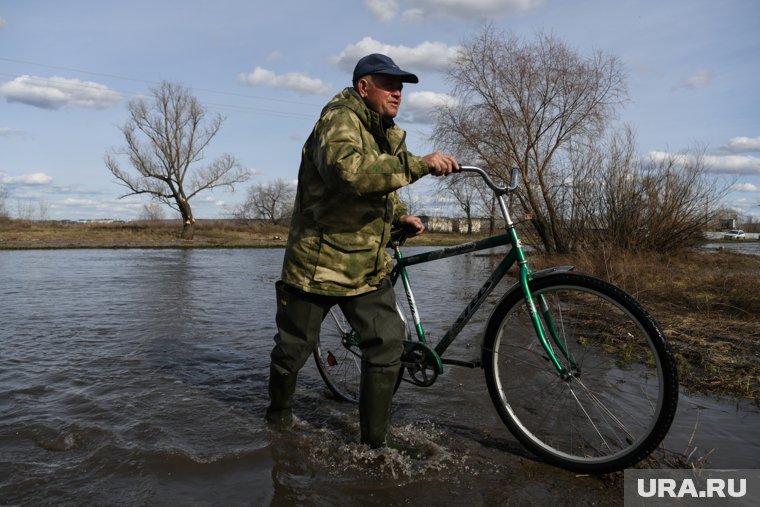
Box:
xmin=357 ymin=74 xmax=403 ymax=120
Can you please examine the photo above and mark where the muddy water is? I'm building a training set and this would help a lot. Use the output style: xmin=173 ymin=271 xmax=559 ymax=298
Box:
xmin=1 ymin=248 xmax=757 ymax=505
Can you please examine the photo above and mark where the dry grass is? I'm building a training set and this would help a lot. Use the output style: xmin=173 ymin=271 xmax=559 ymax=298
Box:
xmin=0 ymin=219 xmax=289 ymax=249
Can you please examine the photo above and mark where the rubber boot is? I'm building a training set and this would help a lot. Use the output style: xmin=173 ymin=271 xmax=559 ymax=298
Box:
xmin=265 ymin=364 xmax=297 ymax=427
xmin=359 ymin=364 xmax=399 ymax=448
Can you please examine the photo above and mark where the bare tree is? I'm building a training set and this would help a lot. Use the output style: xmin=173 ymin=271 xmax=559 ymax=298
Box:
xmin=15 ymin=200 xmax=35 ymax=221
xmin=617 ymin=148 xmax=728 ymax=251
xmin=105 ymin=81 xmax=250 ymax=239
xmin=434 ymin=26 xmax=627 ymax=253
xmin=138 ymin=201 xmax=167 ymax=221
xmin=396 ymin=185 xmax=423 ymax=216
xmin=436 ymin=172 xmax=489 ymax=234
xmin=565 ymin=131 xmax=729 ymax=252
xmin=233 ymin=179 xmax=295 ymax=225
xmin=0 ymin=188 xmax=8 ymax=220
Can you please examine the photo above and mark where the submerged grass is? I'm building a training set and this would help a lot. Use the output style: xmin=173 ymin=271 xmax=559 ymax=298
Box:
xmin=530 ymin=247 xmax=760 ymax=403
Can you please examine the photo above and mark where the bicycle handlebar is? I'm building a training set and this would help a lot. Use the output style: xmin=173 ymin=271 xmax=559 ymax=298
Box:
xmin=458 ymin=166 xmax=519 ymax=195
xmin=391 ymin=164 xmax=519 ymax=245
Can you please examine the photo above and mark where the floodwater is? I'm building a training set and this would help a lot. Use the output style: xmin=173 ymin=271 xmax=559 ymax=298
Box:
xmin=701 ymin=241 xmax=760 ymax=256
xmin=1 ymin=248 xmax=758 ymax=506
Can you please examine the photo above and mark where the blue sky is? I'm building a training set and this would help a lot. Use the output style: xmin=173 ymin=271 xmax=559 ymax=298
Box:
xmin=1 ymin=0 xmax=758 ymax=221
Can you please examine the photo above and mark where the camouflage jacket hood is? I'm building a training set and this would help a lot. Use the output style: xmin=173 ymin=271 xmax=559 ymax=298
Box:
xmin=281 ymin=87 xmax=429 ymax=296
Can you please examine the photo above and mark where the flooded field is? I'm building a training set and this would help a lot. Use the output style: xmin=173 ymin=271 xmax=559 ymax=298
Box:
xmin=1 ymin=248 xmax=757 ymax=505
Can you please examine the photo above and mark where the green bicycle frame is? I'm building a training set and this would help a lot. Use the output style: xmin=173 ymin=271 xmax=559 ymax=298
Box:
xmin=391 ymin=231 xmax=572 ymax=377
xmin=390 ymin=167 xmax=575 ymax=378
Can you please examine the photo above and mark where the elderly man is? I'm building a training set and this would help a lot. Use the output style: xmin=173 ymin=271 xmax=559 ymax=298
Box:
xmin=266 ymin=53 xmax=458 ymax=449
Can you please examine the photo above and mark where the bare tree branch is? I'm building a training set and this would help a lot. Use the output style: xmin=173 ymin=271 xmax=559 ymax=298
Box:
xmin=232 ymin=179 xmax=296 ymax=225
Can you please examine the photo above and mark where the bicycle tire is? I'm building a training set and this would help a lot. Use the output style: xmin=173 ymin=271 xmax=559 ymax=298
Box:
xmin=314 ymin=307 xmax=361 ymax=403
xmin=483 ymin=272 xmax=678 ymax=474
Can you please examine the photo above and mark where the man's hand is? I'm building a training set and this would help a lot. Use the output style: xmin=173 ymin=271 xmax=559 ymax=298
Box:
xmin=397 ymin=214 xmax=425 ymax=237
xmin=423 ymin=151 xmax=458 ymax=176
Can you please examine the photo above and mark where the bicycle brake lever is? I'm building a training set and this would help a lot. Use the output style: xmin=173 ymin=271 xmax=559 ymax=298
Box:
xmin=390 ymin=227 xmax=408 ymax=246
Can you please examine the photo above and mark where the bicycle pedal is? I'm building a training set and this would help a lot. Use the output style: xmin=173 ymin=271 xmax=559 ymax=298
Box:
xmin=441 ymin=358 xmax=481 ymax=369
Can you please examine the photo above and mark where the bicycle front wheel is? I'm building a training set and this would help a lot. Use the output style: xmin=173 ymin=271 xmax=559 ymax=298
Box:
xmin=483 ymin=272 xmax=678 ymax=474
xmin=314 ymin=307 xmax=362 ymax=403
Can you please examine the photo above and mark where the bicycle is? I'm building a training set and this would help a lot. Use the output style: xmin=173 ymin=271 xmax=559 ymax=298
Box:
xmin=313 ymin=166 xmax=679 ymax=474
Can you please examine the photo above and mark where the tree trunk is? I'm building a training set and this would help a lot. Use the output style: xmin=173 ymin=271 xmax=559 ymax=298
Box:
xmin=178 ymin=199 xmax=195 ymax=240
xmin=181 ymin=219 xmax=195 ymax=240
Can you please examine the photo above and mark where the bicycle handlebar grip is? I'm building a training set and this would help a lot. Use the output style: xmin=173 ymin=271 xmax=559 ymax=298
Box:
xmin=509 ymin=167 xmax=520 ymax=190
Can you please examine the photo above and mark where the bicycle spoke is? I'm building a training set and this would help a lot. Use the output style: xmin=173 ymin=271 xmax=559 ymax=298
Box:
xmin=314 ymin=308 xmax=362 ymax=403
xmin=484 ymin=273 xmax=677 ymax=473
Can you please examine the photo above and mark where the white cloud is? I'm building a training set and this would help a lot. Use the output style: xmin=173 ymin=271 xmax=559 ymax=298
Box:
xmin=0 ymin=127 xmax=22 ymax=137
xmin=237 ymin=67 xmax=332 ymax=95
xmin=404 ymin=90 xmax=458 ymax=123
xmin=0 ymin=17 xmax=6 ymax=29
xmin=679 ymin=69 xmax=713 ymax=90
xmin=400 ymin=8 xmax=425 ymax=21
xmin=648 ymin=150 xmax=760 ymax=176
xmin=366 ymin=0 xmax=542 ymax=21
xmin=1 ymin=172 xmax=54 ymax=185
xmin=365 ymin=0 xmax=399 ymax=22
xmin=198 ymin=194 xmax=226 ymax=206
xmin=60 ymin=197 xmax=103 ymax=207
xmin=703 ymin=154 xmax=760 ymax=175
xmin=726 ymin=136 xmax=760 ymax=153
xmin=0 ymin=75 xmax=122 ymax=110
xmin=732 ymin=182 xmax=758 ymax=192
xmin=333 ymin=37 xmax=460 ymax=73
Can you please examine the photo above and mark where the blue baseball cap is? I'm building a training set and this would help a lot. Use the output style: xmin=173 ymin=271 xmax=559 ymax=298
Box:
xmin=352 ymin=53 xmax=419 ymax=84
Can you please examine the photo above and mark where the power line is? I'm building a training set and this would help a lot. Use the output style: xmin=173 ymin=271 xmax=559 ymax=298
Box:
xmin=0 ymin=57 xmax=155 ymax=86
xmin=0 ymin=56 xmax=326 ymax=116
xmin=0 ymin=72 xmax=315 ymax=119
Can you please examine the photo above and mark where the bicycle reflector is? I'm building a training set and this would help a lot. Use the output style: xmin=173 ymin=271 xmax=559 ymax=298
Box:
xmin=327 ymin=351 xmax=337 ymax=366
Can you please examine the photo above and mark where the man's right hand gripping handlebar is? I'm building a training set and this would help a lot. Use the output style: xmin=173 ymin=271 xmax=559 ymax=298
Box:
xmin=423 ymin=151 xmax=458 ymax=176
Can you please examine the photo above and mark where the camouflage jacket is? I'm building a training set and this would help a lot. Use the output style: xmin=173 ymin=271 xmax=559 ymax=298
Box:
xmin=281 ymin=87 xmax=429 ymax=296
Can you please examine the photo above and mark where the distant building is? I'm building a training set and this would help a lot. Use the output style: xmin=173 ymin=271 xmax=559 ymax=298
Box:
xmin=419 ymin=215 xmax=453 ymax=233
xmin=453 ymin=218 xmax=482 ymax=234
xmin=418 ymin=215 xmax=483 ymax=234
xmin=76 ymin=218 xmax=122 ymax=224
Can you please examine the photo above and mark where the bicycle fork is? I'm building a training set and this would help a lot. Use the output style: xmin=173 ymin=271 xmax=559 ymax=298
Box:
xmin=519 ymin=265 xmax=579 ymax=380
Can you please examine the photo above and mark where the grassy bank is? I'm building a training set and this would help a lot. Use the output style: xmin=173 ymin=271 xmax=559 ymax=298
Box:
xmin=0 ymin=219 xmax=290 ymax=249
xmin=2 ymin=218 xmax=758 ymax=402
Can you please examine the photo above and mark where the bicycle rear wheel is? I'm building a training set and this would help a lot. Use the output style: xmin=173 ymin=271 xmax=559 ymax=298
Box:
xmin=314 ymin=307 xmax=361 ymax=403
xmin=483 ymin=272 xmax=678 ymax=474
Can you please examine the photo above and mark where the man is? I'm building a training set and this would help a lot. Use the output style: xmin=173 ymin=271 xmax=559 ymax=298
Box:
xmin=266 ymin=53 xmax=458 ymax=449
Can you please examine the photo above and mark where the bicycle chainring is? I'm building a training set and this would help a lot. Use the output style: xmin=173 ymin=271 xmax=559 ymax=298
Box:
xmin=400 ymin=341 xmax=442 ymax=387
